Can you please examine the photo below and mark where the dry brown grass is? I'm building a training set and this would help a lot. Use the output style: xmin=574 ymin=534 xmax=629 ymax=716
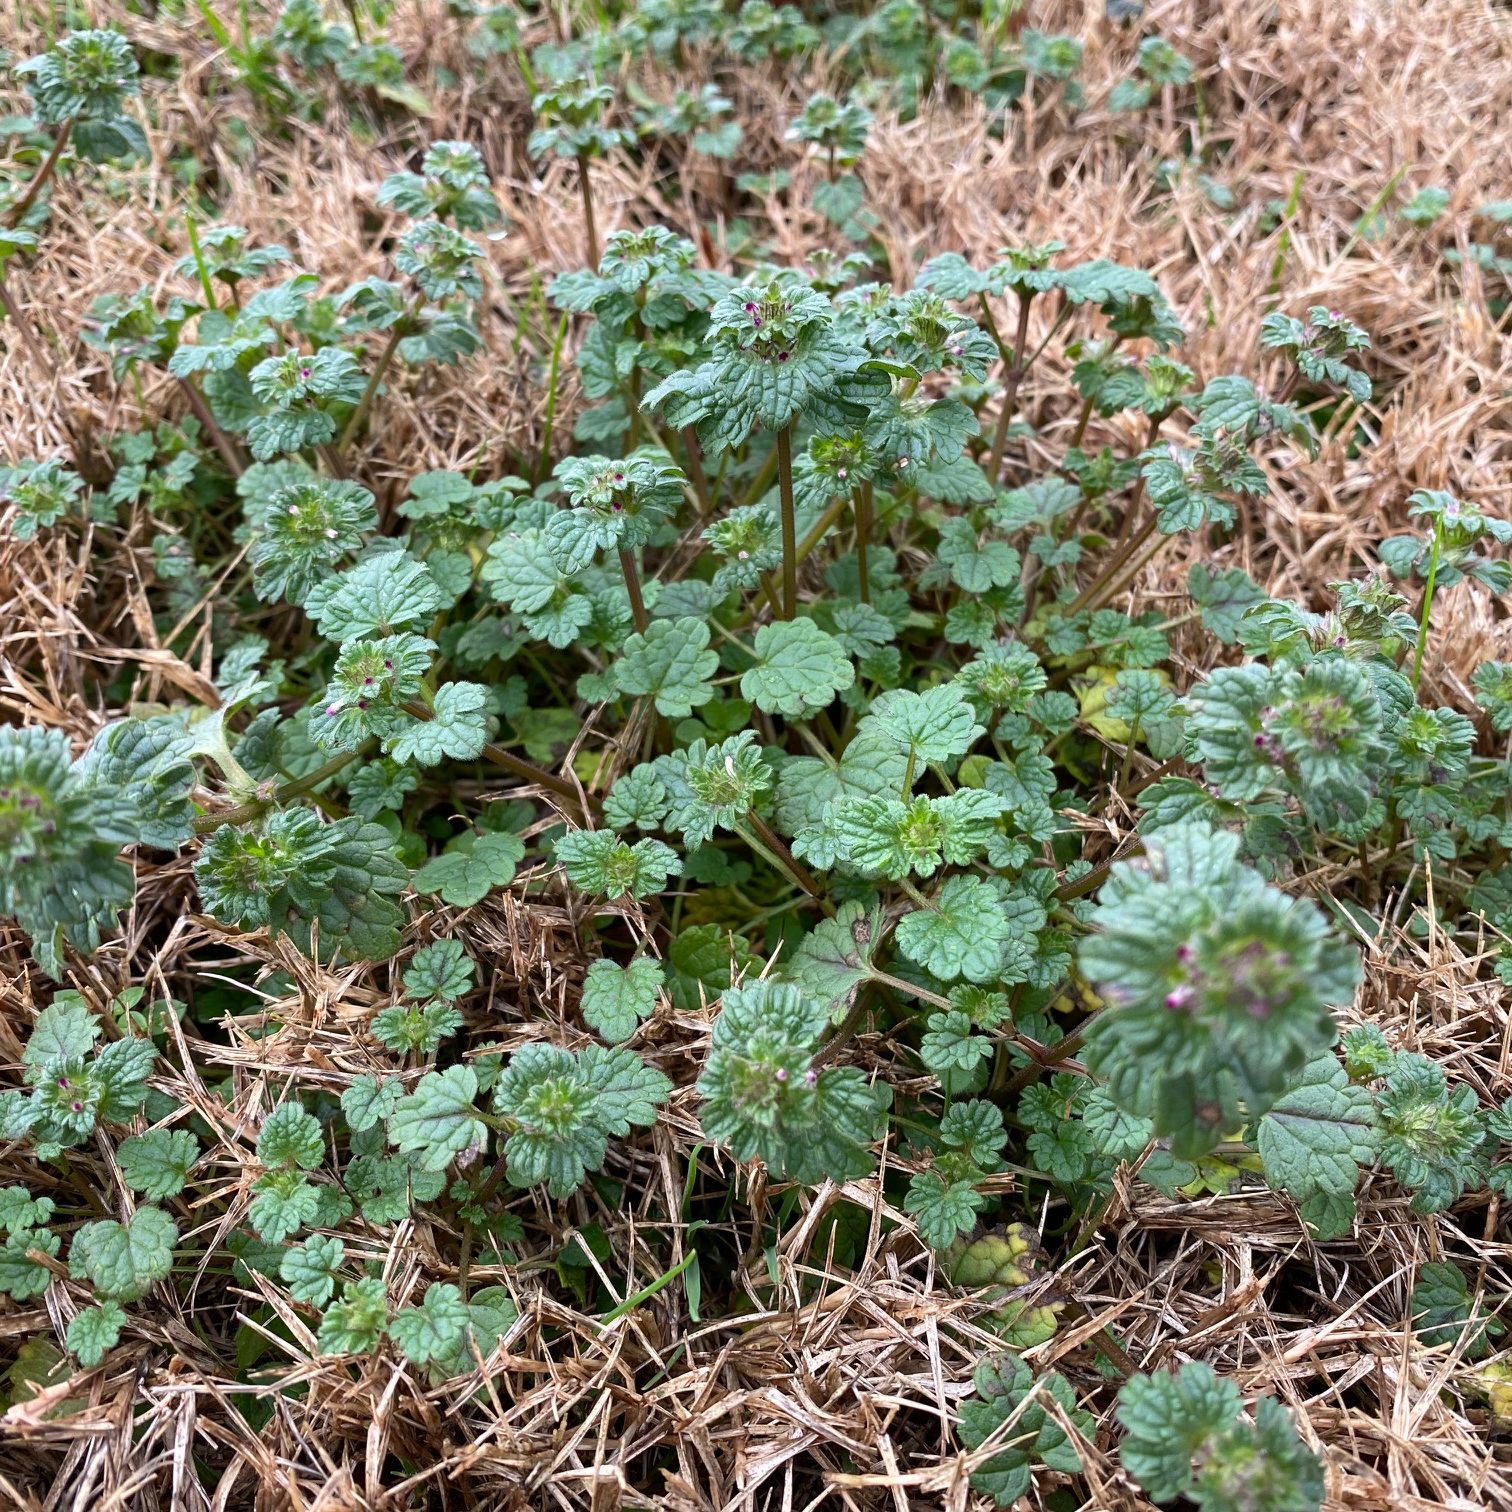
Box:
xmin=2 ymin=0 xmax=1512 ymax=1507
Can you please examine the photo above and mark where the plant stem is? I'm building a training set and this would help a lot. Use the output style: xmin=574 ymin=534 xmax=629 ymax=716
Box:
xmin=576 ymin=151 xmax=600 ymax=268
xmin=742 ymin=811 xmax=821 ymax=899
xmin=400 ymin=699 xmax=596 ymax=813
xmin=177 ymin=376 xmax=245 ymax=477
xmin=184 ymin=213 xmax=218 ymax=310
xmin=854 ymin=481 xmax=873 ymax=603
xmin=1066 ymin=514 xmax=1157 ymax=616
xmin=191 ymin=750 xmax=361 ymax=834
xmin=995 ymin=1012 xmax=1104 ymax=1101
xmin=0 ymin=273 xmax=51 ymax=372
xmin=534 ymin=312 xmax=570 ymax=487
xmin=619 ymin=545 xmax=649 ymax=634
xmin=6 ymin=117 xmax=73 ymax=229
xmin=776 ymin=421 xmax=797 ymax=618
xmin=869 ymin=971 xmax=953 ymax=1010
xmin=986 ymin=290 xmax=1034 ymax=481
xmin=339 ymin=293 xmax=421 ymax=453
xmin=795 ymin=490 xmax=848 ymax=566
xmin=681 ymin=426 xmax=713 ymax=513
xmin=1412 ymin=525 xmax=1442 ymax=689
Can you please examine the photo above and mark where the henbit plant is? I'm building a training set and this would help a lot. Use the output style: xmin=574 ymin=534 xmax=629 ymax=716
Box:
xmin=1116 ymin=1364 xmax=1325 ymax=1512
xmin=529 ymin=77 xmax=634 ymax=268
xmin=5 ymin=28 xmax=1512 ymax=1495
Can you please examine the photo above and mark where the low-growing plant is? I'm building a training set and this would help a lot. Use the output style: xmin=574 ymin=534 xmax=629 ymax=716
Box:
xmin=2 ymin=12 xmax=1510 ymax=1502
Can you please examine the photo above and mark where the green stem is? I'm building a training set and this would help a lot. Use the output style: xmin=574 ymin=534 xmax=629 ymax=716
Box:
xmin=191 ymin=750 xmax=361 ymax=834
xmin=400 ymin=699 xmax=596 ymax=812
xmin=741 ymin=811 xmax=822 ymax=899
xmin=177 ymin=376 xmax=245 ymax=477
xmin=184 ymin=213 xmax=218 ymax=310
xmin=619 ymin=545 xmax=649 ymax=634
xmin=795 ymin=490 xmax=848 ymax=566
xmin=6 ymin=116 xmax=72 ymax=229
xmin=854 ymin=481 xmax=873 ymax=604
xmin=776 ymin=421 xmax=797 ymax=618
xmin=986 ymin=290 xmax=1033 ymax=481
xmin=577 ymin=151 xmax=600 ymax=269
xmin=681 ymin=426 xmax=713 ymax=514
xmin=534 ymin=312 xmax=570 ymax=487
xmin=1066 ymin=514 xmax=1158 ymax=616
xmin=1412 ymin=526 xmax=1441 ymax=689
xmin=339 ymin=294 xmax=422 ymax=452
xmin=869 ymin=971 xmax=953 ymax=1010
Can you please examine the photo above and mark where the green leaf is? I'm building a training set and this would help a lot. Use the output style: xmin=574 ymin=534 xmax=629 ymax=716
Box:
xmin=69 ymin=1205 xmax=178 ymax=1302
xmin=554 ymin=829 xmax=681 ymax=900
xmin=867 ymin=683 xmax=983 ymax=768
xmin=580 ymin=956 xmax=663 ymax=1043
xmin=342 ymin=1074 xmax=400 ymax=1132
xmin=388 ymin=1065 xmax=486 ymax=1172
xmin=615 ymin=618 xmax=720 ymax=716
xmin=257 ymin=1103 xmax=325 ymax=1169
xmin=24 ymin=999 xmax=99 ymax=1075
xmin=389 ymin=1280 xmax=471 ymax=1367
xmin=958 ymin=1354 xmax=1093 ymax=1507
xmin=403 ymin=938 xmax=475 ymax=1003
xmin=1116 ymin=1363 xmax=1324 ymax=1512
xmin=780 ymin=898 xmax=885 ymax=1021
xmin=741 ymin=619 xmax=855 ymax=718
xmin=306 ymin=551 xmax=443 ymax=640
xmin=280 ymin=1235 xmax=345 ymax=1307
xmin=117 ymin=1128 xmax=199 ymax=1199
xmin=388 ymin=682 xmax=490 ymax=766
xmin=0 ymin=1228 xmax=60 ymax=1300
xmin=1411 ymin=1260 xmax=1504 ymax=1359
xmin=695 ymin=980 xmax=886 ymax=1184
xmin=904 ymin=1170 xmax=986 ymax=1249
xmin=413 ymin=831 xmax=527 ymax=906
xmin=1255 ymin=1054 xmax=1377 ymax=1237
xmin=492 ymin=1043 xmax=671 ymax=1197
xmin=66 ymin=1301 xmax=126 ymax=1367
xmin=318 ymin=1276 xmax=389 ymax=1355
xmin=896 ymin=874 xmax=1014 ymax=984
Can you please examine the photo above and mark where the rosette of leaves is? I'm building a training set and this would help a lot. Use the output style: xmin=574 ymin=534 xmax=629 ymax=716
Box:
xmin=1186 ymin=655 xmax=1390 ymax=829
xmin=957 ymin=1354 xmax=1093 ymax=1508
xmin=2 ymin=993 xmax=155 ymax=1160
xmin=248 ymin=478 xmax=378 ymax=604
xmin=1259 ymin=305 xmax=1372 ymax=402
xmin=194 ymin=808 xmax=408 ymax=961
xmin=1115 ymin=1363 xmax=1324 ymax=1512
xmin=1381 ymin=489 xmax=1511 ymax=593
xmin=729 ymin=1 xmax=819 ymax=61
xmin=528 ymin=78 xmax=632 ymax=264
xmin=784 ymin=92 xmax=871 ymax=167
xmin=386 ymin=1041 xmax=671 ymax=1198
xmin=696 ymin=981 xmax=888 ymax=1183
xmin=18 ymin=28 xmax=146 ymax=162
xmin=393 ymin=218 xmax=485 ymax=302
xmin=0 ymin=721 xmax=195 ymax=976
xmin=271 ymin=0 xmax=353 ymax=71
xmin=1077 ymin=822 xmax=1359 ymax=1157
xmin=1109 ymin=36 xmax=1196 ymax=112
xmin=246 ymin=345 xmax=366 ymax=461
xmin=377 ymin=140 xmax=503 ymax=230
xmin=639 ymin=86 xmax=742 ymax=161
xmin=546 ymin=449 xmax=685 ymax=580
xmin=173 ymin=225 xmax=290 ymax=300
xmin=0 ymin=457 xmax=87 ymax=540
